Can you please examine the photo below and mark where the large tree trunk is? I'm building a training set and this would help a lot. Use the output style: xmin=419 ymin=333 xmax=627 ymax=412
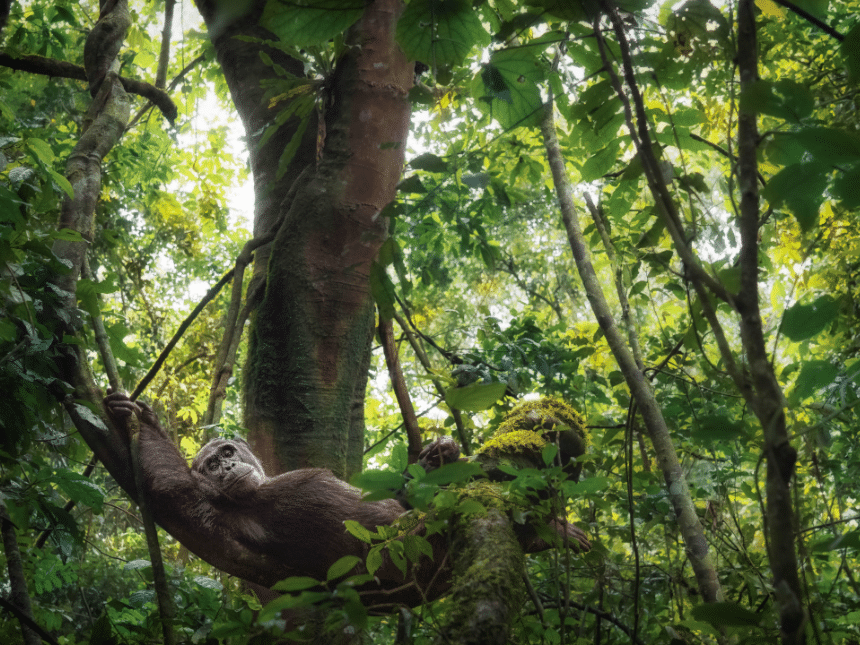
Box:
xmin=193 ymin=0 xmax=412 ymax=478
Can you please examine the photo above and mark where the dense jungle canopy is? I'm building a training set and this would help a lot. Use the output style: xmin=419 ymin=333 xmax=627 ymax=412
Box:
xmin=1 ymin=0 xmax=859 ymax=643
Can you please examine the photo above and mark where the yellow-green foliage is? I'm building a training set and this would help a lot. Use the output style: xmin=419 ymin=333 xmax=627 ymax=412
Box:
xmin=478 ymin=429 xmax=547 ymax=459
xmin=455 ymin=480 xmax=509 ymax=511
xmin=495 ymin=396 xmax=588 ymax=447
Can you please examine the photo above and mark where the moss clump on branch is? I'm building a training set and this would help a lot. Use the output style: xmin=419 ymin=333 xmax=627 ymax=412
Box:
xmin=479 ymin=429 xmax=548 ymax=459
xmin=476 ymin=397 xmax=588 ymax=481
xmin=494 ymin=396 xmax=588 ymax=448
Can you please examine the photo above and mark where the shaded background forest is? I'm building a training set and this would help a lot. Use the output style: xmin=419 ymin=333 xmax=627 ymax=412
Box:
xmin=1 ymin=0 xmax=860 ymax=643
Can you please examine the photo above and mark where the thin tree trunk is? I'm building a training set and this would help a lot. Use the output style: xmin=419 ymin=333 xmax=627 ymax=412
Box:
xmin=736 ymin=2 xmax=804 ymax=642
xmin=540 ymin=97 xmax=724 ymax=605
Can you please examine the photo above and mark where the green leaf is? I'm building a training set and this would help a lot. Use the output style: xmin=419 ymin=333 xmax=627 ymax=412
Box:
xmin=765 ymin=133 xmax=806 ymax=165
xmin=690 ymin=602 xmax=761 ymax=627
xmin=445 ymin=381 xmax=507 ymax=411
xmin=47 ymin=169 xmax=74 ymax=198
xmin=761 ymin=162 xmax=828 ymax=231
xmin=397 ymin=175 xmax=426 ymax=194
xmin=456 ymin=499 xmax=486 ymax=515
xmin=262 ymin=0 xmax=363 ymax=48
xmin=541 ymin=443 xmax=559 ymax=466
xmin=366 ymin=546 xmax=383 ymax=575
xmin=396 ymin=0 xmax=490 ymax=67
xmin=410 ymin=153 xmax=448 ymax=173
xmin=193 ymin=576 xmax=223 ymax=590
xmin=472 ymin=49 xmax=545 ymax=130
xmin=350 ymin=469 xmax=404 ymax=501
xmin=565 ymin=476 xmax=612 ymax=495
xmin=526 ymin=0 xmax=591 ymax=20
xmin=739 ymin=80 xmax=813 ymax=123
xmin=25 ymin=137 xmax=55 ymax=163
xmin=422 ymin=461 xmax=483 ymax=486
xmin=691 ymin=414 xmax=747 ymax=445
xmin=580 ymin=142 xmax=621 ymax=181
xmin=344 ymin=520 xmax=373 ymax=544
xmin=50 ymin=472 xmax=105 ymax=512
xmin=780 ymin=296 xmax=838 ymax=341
xmin=833 ymin=166 xmax=860 ymax=208
xmin=843 ymin=23 xmax=860 ymax=83
xmin=327 ymin=555 xmax=362 ymax=581
xmin=272 ymin=576 xmax=320 ymax=592
xmin=791 ymin=360 xmax=838 ymax=402
xmin=821 ymin=531 xmax=860 ymax=552
xmin=794 ymin=127 xmax=860 ymax=165
xmin=370 ymin=261 xmax=396 ymax=321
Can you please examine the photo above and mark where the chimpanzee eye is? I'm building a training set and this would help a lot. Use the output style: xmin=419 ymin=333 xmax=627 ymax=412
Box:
xmin=207 ymin=458 xmax=219 ymax=472
xmin=222 ymin=445 xmax=234 ymax=458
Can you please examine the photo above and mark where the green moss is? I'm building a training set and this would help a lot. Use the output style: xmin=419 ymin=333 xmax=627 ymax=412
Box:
xmin=478 ymin=429 xmax=547 ymax=458
xmin=495 ymin=396 xmax=588 ymax=448
xmin=454 ymin=480 xmax=508 ymax=511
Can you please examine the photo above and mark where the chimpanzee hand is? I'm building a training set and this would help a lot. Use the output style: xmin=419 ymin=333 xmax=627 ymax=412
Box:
xmin=518 ymin=518 xmax=592 ymax=554
xmin=103 ymin=389 xmax=162 ymax=441
xmin=417 ymin=436 xmax=462 ymax=472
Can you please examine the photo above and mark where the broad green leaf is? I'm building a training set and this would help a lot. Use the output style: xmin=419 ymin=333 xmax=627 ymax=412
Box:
xmin=761 ymin=162 xmax=828 ymax=231
xmin=445 ymin=381 xmax=507 ymax=411
xmin=780 ymin=296 xmax=838 ymax=341
xmin=344 ymin=520 xmax=373 ymax=543
xmin=193 ymin=576 xmax=223 ymax=590
xmin=565 ymin=476 xmax=612 ymax=495
xmin=422 ymin=461 xmax=483 ymax=486
xmin=350 ymin=469 xmax=404 ymax=500
xmin=843 ymin=23 xmax=860 ymax=83
xmin=794 ymin=127 xmax=860 ymax=165
xmin=366 ymin=546 xmax=383 ymax=575
xmin=271 ymin=576 xmax=320 ymax=592
xmin=821 ymin=531 xmax=860 ymax=551
xmin=472 ymin=49 xmax=545 ymax=130
xmin=410 ymin=153 xmax=448 ymax=173
xmin=526 ymin=0 xmax=591 ymax=20
xmin=791 ymin=360 xmax=838 ymax=402
xmin=691 ymin=414 xmax=747 ymax=445
xmin=739 ymin=80 xmax=814 ymax=122
xmin=833 ymin=166 xmax=860 ymax=208
xmin=25 ymin=137 xmax=55 ymax=163
xmin=370 ymin=260 xmax=396 ymax=321
xmin=765 ymin=133 xmax=806 ymax=165
xmin=124 ymin=559 xmax=152 ymax=570
xmin=456 ymin=499 xmax=486 ymax=515
xmin=47 ymin=169 xmax=74 ymax=198
xmin=262 ymin=0 xmax=363 ymax=48
xmin=397 ymin=175 xmax=426 ymax=194
xmin=327 ymin=555 xmax=362 ymax=581
xmin=691 ymin=602 xmax=761 ymax=627
xmin=396 ymin=0 xmax=490 ymax=67
xmin=580 ymin=142 xmax=621 ymax=181
xmin=50 ymin=472 xmax=105 ymax=513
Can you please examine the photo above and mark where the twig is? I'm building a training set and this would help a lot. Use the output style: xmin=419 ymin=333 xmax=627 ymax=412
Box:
xmin=379 ymin=316 xmax=422 ymax=463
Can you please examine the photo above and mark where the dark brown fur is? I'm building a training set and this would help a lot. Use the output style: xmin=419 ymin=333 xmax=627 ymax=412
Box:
xmin=104 ymin=392 xmax=588 ymax=605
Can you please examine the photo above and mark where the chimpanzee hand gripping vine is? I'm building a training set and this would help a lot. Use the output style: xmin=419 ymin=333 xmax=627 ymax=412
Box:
xmin=103 ymin=391 xmax=589 ymax=604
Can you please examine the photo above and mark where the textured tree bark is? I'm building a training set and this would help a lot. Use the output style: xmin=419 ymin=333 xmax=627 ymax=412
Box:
xmin=193 ymin=0 xmax=411 ymax=479
xmin=736 ymin=2 xmax=804 ymax=642
xmin=433 ymin=509 xmax=526 ymax=645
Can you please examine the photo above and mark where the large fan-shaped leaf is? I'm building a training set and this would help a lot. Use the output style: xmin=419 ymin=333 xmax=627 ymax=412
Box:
xmin=397 ymin=0 xmax=490 ymax=67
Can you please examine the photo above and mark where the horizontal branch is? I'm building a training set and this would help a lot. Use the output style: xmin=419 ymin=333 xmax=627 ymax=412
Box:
xmin=0 ymin=52 xmax=177 ymax=123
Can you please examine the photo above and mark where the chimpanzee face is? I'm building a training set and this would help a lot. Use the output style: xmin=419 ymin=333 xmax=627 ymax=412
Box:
xmin=192 ymin=439 xmax=265 ymax=498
